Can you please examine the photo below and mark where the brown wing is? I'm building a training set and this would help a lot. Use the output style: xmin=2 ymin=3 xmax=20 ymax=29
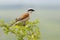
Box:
xmin=16 ymin=13 xmax=29 ymax=21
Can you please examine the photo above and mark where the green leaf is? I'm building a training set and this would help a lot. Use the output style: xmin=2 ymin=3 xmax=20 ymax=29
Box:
xmin=0 ymin=19 xmax=40 ymax=40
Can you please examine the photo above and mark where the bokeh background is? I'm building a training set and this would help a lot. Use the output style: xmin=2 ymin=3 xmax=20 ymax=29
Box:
xmin=0 ymin=0 xmax=60 ymax=40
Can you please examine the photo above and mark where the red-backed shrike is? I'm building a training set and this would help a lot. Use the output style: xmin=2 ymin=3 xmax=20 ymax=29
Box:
xmin=10 ymin=8 xmax=35 ymax=26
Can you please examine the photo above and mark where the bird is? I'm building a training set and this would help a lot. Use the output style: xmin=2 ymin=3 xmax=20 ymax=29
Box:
xmin=10 ymin=8 xmax=35 ymax=26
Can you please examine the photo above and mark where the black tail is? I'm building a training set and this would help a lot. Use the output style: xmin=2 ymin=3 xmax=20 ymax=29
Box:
xmin=10 ymin=21 xmax=17 ymax=27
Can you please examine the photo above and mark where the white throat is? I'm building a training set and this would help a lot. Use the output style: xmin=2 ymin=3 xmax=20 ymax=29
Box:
xmin=28 ymin=11 xmax=32 ymax=14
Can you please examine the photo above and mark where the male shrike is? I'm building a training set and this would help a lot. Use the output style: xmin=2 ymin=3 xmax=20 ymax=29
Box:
xmin=10 ymin=8 xmax=35 ymax=26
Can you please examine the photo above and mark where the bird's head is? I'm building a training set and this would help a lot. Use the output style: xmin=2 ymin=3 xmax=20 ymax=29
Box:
xmin=27 ymin=8 xmax=35 ymax=14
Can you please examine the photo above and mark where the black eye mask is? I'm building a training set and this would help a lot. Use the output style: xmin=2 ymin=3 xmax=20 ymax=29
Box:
xmin=28 ymin=9 xmax=35 ymax=11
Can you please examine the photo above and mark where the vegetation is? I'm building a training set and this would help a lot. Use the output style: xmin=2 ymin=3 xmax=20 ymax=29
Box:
xmin=0 ymin=19 xmax=40 ymax=40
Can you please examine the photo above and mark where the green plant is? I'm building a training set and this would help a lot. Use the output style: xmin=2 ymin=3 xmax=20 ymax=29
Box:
xmin=0 ymin=19 xmax=40 ymax=40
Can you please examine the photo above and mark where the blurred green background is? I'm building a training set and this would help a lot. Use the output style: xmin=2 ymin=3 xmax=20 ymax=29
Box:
xmin=0 ymin=0 xmax=60 ymax=40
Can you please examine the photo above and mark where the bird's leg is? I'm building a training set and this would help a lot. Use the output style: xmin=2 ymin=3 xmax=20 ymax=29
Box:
xmin=22 ymin=17 xmax=30 ymax=26
xmin=23 ymin=21 xmax=26 ymax=26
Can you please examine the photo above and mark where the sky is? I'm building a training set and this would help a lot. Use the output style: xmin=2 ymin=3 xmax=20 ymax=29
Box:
xmin=0 ymin=0 xmax=60 ymax=5
xmin=0 ymin=0 xmax=60 ymax=9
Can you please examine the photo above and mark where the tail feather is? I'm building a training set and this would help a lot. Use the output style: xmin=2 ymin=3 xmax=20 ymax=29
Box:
xmin=10 ymin=21 xmax=17 ymax=27
xmin=10 ymin=21 xmax=22 ymax=27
